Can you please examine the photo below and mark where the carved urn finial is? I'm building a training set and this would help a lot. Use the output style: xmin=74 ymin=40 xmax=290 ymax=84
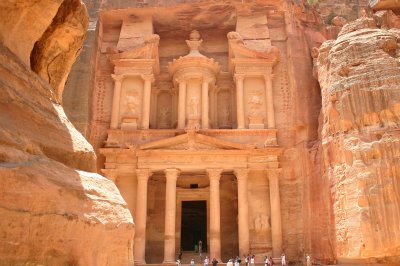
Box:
xmin=189 ymin=30 xmax=201 ymax=41
xmin=185 ymin=30 xmax=204 ymax=57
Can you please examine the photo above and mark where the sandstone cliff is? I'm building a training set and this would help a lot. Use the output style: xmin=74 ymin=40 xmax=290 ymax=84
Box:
xmin=316 ymin=12 xmax=400 ymax=264
xmin=0 ymin=0 xmax=134 ymax=265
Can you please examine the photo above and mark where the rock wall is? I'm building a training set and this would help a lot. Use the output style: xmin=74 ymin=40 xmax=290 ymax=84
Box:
xmin=0 ymin=0 xmax=134 ymax=265
xmin=316 ymin=13 xmax=400 ymax=264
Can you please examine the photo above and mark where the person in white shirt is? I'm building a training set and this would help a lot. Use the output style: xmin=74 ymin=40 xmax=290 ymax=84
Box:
xmin=250 ymin=255 xmax=255 ymax=266
xmin=281 ymin=253 xmax=286 ymax=266
xmin=204 ymin=256 xmax=210 ymax=266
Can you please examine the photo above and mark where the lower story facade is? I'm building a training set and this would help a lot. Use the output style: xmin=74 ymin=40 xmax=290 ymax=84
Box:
xmin=101 ymin=129 xmax=283 ymax=263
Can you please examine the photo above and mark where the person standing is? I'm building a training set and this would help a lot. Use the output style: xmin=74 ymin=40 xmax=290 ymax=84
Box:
xmin=212 ymin=258 xmax=218 ymax=266
xmin=265 ymin=256 xmax=270 ymax=266
xmin=306 ymin=255 xmax=311 ymax=266
xmin=244 ymin=255 xmax=248 ymax=266
xmin=281 ymin=253 xmax=286 ymax=266
xmin=199 ymin=240 xmax=203 ymax=255
xmin=191 ymin=259 xmax=195 ymax=266
xmin=269 ymin=256 xmax=273 ymax=266
xmin=204 ymin=256 xmax=210 ymax=266
xmin=250 ymin=255 xmax=255 ymax=266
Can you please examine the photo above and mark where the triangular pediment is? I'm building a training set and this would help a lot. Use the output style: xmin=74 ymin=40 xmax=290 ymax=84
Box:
xmin=138 ymin=132 xmax=253 ymax=151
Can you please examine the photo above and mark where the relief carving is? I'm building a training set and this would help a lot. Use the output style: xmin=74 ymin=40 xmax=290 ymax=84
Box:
xmin=188 ymin=96 xmax=200 ymax=117
xmin=158 ymin=106 xmax=171 ymax=129
xmin=248 ymin=91 xmax=263 ymax=116
xmin=124 ymin=90 xmax=140 ymax=116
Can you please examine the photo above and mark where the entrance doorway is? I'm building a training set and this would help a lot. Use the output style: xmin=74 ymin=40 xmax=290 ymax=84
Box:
xmin=180 ymin=200 xmax=207 ymax=252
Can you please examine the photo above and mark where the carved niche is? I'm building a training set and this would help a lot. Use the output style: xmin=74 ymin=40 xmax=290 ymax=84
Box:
xmin=156 ymin=91 xmax=172 ymax=129
xmin=217 ymin=90 xmax=232 ymax=129
xmin=119 ymin=77 xmax=143 ymax=130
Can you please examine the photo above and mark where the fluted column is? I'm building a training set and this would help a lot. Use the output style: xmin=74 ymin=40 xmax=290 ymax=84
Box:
xmin=201 ymin=78 xmax=210 ymax=129
xmin=163 ymin=169 xmax=180 ymax=263
xmin=234 ymin=168 xmax=250 ymax=256
xmin=141 ymin=74 xmax=154 ymax=129
xmin=208 ymin=168 xmax=223 ymax=261
xmin=234 ymin=74 xmax=245 ymax=129
xmin=110 ymin=74 xmax=123 ymax=129
xmin=269 ymin=169 xmax=283 ymax=257
xmin=264 ymin=74 xmax=275 ymax=128
xmin=177 ymin=78 xmax=187 ymax=129
xmin=134 ymin=169 xmax=153 ymax=264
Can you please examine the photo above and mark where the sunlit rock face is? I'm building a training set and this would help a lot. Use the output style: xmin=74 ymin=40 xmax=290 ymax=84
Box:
xmin=0 ymin=0 xmax=88 ymax=102
xmin=316 ymin=14 xmax=400 ymax=264
xmin=0 ymin=0 xmax=134 ymax=265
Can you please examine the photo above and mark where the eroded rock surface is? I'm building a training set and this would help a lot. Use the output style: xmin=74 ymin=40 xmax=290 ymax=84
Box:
xmin=0 ymin=0 xmax=88 ymax=102
xmin=316 ymin=15 xmax=400 ymax=263
xmin=0 ymin=1 xmax=134 ymax=265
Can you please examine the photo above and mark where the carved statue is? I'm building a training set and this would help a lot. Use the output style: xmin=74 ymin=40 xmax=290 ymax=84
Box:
xmin=248 ymin=92 xmax=263 ymax=116
xmin=219 ymin=106 xmax=231 ymax=128
xmin=188 ymin=96 xmax=199 ymax=116
xmin=125 ymin=90 xmax=139 ymax=115
xmin=158 ymin=106 xmax=171 ymax=128
xmin=254 ymin=214 xmax=270 ymax=233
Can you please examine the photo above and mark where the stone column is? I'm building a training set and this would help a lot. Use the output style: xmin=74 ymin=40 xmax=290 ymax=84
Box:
xmin=201 ymin=78 xmax=210 ymax=129
xmin=141 ymin=74 xmax=154 ymax=129
xmin=110 ymin=74 xmax=123 ymax=129
xmin=163 ymin=168 xmax=180 ymax=263
xmin=264 ymin=74 xmax=275 ymax=128
xmin=207 ymin=168 xmax=223 ymax=261
xmin=234 ymin=74 xmax=245 ymax=129
xmin=234 ymin=168 xmax=250 ymax=256
xmin=134 ymin=168 xmax=153 ymax=264
xmin=269 ymin=169 xmax=283 ymax=257
xmin=177 ymin=78 xmax=187 ymax=129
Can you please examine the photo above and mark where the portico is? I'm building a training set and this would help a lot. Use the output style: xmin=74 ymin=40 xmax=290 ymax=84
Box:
xmin=101 ymin=131 xmax=283 ymax=263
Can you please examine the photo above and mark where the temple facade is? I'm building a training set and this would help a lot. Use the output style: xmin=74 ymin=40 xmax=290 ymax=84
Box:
xmin=99 ymin=6 xmax=286 ymax=264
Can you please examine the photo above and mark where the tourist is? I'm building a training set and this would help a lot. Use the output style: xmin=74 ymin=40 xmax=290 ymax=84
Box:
xmin=244 ymin=254 xmax=248 ymax=266
xmin=191 ymin=258 xmax=195 ymax=266
xmin=269 ymin=256 xmax=273 ymax=266
xmin=250 ymin=255 xmax=255 ymax=266
xmin=236 ymin=256 xmax=241 ymax=265
xmin=177 ymin=259 xmax=181 ymax=266
xmin=264 ymin=256 xmax=270 ymax=266
xmin=234 ymin=258 xmax=240 ymax=266
xmin=199 ymin=240 xmax=203 ymax=255
xmin=306 ymin=255 xmax=311 ymax=266
xmin=265 ymin=256 xmax=269 ymax=266
xmin=212 ymin=258 xmax=218 ymax=266
xmin=280 ymin=253 xmax=286 ymax=266
xmin=204 ymin=256 xmax=210 ymax=266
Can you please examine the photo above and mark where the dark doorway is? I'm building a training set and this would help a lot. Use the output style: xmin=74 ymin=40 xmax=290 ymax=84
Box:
xmin=181 ymin=200 xmax=207 ymax=252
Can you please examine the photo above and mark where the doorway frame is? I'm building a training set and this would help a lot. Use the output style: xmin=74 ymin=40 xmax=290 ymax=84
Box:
xmin=176 ymin=187 xmax=210 ymax=255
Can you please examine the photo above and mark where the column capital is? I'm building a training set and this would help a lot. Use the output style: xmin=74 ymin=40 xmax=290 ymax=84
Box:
xmin=136 ymin=168 xmax=153 ymax=181
xmin=234 ymin=168 xmax=250 ymax=180
xmin=263 ymin=73 xmax=275 ymax=81
xmin=175 ymin=76 xmax=187 ymax=84
xmin=164 ymin=168 xmax=180 ymax=181
xmin=207 ymin=168 xmax=223 ymax=181
xmin=111 ymin=74 xmax=124 ymax=82
xmin=202 ymin=76 xmax=214 ymax=84
xmin=268 ymin=168 xmax=282 ymax=180
xmin=141 ymin=74 xmax=155 ymax=83
xmin=234 ymin=73 xmax=246 ymax=83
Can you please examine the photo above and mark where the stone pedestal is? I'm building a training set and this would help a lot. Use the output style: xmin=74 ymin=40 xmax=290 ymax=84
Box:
xmin=248 ymin=116 xmax=264 ymax=129
xmin=187 ymin=116 xmax=201 ymax=130
xmin=121 ymin=117 xmax=138 ymax=130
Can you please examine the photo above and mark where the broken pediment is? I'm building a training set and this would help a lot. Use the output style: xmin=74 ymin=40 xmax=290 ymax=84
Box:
xmin=138 ymin=131 xmax=254 ymax=151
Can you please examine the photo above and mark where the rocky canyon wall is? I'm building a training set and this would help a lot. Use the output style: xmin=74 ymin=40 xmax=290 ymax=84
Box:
xmin=316 ymin=11 xmax=400 ymax=264
xmin=0 ymin=0 xmax=134 ymax=265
